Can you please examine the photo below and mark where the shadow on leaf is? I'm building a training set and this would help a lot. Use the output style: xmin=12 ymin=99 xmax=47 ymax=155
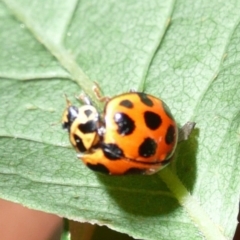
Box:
xmin=95 ymin=128 xmax=198 ymax=216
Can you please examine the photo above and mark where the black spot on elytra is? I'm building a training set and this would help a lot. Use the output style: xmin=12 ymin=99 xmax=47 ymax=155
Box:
xmin=137 ymin=92 xmax=153 ymax=107
xmin=114 ymin=112 xmax=135 ymax=135
xmin=102 ymin=143 xmax=124 ymax=160
xmin=74 ymin=134 xmax=87 ymax=152
xmin=165 ymin=125 xmax=175 ymax=145
xmin=124 ymin=168 xmax=146 ymax=175
xmin=86 ymin=163 xmax=110 ymax=174
xmin=119 ymin=99 xmax=134 ymax=108
xmin=138 ymin=138 xmax=157 ymax=158
xmin=84 ymin=109 xmax=93 ymax=117
xmin=78 ymin=120 xmax=97 ymax=134
xmin=144 ymin=111 xmax=162 ymax=130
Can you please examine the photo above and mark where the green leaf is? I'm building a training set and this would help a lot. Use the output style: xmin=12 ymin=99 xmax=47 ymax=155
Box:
xmin=0 ymin=0 xmax=239 ymax=239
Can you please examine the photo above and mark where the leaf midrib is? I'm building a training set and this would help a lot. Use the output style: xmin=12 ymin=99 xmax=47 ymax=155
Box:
xmin=2 ymin=0 xmax=102 ymax=108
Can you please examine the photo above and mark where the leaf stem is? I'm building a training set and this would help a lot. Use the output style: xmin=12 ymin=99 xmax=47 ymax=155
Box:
xmin=159 ymin=167 xmax=226 ymax=240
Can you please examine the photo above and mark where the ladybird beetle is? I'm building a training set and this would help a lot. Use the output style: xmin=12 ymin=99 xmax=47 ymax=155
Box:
xmin=62 ymin=91 xmax=195 ymax=175
xmin=62 ymin=95 xmax=101 ymax=153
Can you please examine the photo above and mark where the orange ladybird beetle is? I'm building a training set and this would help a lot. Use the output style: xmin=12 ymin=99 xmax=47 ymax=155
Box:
xmin=62 ymin=90 xmax=195 ymax=175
